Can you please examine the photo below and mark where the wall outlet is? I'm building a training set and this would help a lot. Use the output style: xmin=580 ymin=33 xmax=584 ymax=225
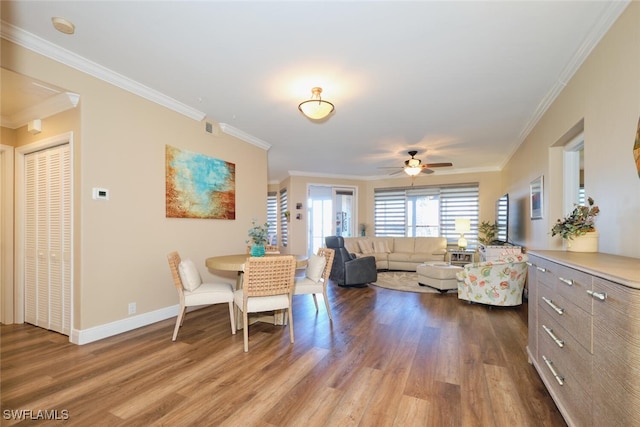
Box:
xmin=128 ymin=302 xmax=136 ymax=315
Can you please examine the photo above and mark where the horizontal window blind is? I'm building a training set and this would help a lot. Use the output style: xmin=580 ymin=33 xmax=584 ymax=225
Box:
xmin=374 ymin=189 xmax=406 ymax=236
xmin=279 ymin=188 xmax=288 ymax=247
xmin=374 ymin=183 xmax=479 ymax=246
xmin=267 ymin=191 xmax=277 ymax=243
xmin=440 ymin=185 xmax=479 ymax=247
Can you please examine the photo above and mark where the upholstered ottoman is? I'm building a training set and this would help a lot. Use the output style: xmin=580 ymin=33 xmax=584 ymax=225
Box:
xmin=416 ymin=262 xmax=463 ymax=293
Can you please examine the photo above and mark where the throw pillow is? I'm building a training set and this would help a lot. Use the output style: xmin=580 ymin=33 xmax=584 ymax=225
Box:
xmin=178 ymin=259 xmax=202 ymax=292
xmin=372 ymin=240 xmax=391 ymax=253
xmin=358 ymin=239 xmax=374 ymax=254
xmin=306 ymin=254 xmax=327 ymax=283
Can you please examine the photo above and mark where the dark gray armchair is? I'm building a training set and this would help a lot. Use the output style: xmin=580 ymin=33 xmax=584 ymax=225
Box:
xmin=325 ymin=236 xmax=377 ymax=288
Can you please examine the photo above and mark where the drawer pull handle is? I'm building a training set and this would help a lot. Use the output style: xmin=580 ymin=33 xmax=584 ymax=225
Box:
xmin=526 ymin=262 xmax=533 ymax=267
xmin=542 ymin=324 xmax=564 ymax=348
xmin=536 ymin=266 xmax=547 ymax=272
xmin=587 ymin=290 xmax=607 ymax=301
xmin=542 ymin=355 xmax=564 ymax=386
xmin=558 ymin=277 xmax=573 ymax=286
xmin=542 ymin=296 xmax=564 ymax=315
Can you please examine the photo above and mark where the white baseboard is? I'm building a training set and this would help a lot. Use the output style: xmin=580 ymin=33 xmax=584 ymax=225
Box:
xmin=70 ymin=305 xmax=179 ymax=345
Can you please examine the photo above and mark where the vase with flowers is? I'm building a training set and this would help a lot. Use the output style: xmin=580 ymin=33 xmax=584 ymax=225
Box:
xmin=247 ymin=219 xmax=270 ymax=257
xmin=551 ymin=197 xmax=600 ymax=252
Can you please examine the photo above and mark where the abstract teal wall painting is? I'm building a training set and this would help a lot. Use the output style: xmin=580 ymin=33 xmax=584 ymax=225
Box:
xmin=165 ymin=145 xmax=236 ymax=219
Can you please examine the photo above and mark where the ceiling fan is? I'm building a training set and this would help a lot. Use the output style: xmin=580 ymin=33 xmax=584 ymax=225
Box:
xmin=382 ymin=150 xmax=453 ymax=176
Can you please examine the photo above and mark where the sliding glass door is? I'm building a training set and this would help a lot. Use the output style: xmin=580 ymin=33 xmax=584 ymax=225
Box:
xmin=307 ymin=185 xmax=356 ymax=257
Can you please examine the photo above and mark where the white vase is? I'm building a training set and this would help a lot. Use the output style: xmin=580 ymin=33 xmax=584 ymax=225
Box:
xmin=566 ymin=230 xmax=599 ymax=253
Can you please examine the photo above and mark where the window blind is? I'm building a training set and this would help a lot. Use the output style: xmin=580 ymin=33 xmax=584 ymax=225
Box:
xmin=279 ymin=188 xmax=288 ymax=247
xmin=374 ymin=183 xmax=479 ymax=246
xmin=267 ymin=191 xmax=277 ymax=243
xmin=440 ymin=185 xmax=479 ymax=247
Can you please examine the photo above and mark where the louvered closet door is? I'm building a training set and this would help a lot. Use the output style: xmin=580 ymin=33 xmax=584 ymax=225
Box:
xmin=24 ymin=144 xmax=71 ymax=335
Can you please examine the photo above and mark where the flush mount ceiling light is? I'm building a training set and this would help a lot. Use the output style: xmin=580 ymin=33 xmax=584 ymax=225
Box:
xmin=52 ymin=17 xmax=75 ymax=35
xmin=298 ymin=87 xmax=334 ymax=120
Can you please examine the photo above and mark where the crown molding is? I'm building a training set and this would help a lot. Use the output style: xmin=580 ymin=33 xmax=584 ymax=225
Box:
xmin=1 ymin=91 xmax=80 ymax=129
xmin=517 ymin=0 xmax=631 ymax=143
xmin=0 ymin=21 xmax=206 ymax=122
xmin=219 ymin=123 xmax=271 ymax=150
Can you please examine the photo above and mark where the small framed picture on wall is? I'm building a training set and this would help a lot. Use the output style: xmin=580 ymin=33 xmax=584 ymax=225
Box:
xmin=530 ymin=175 xmax=544 ymax=220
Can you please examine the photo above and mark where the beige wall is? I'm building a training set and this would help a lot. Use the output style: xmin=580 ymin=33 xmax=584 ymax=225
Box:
xmin=2 ymin=40 xmax=268 ymax=332
xmin=502 ymin=2 xmax=640 ymax=257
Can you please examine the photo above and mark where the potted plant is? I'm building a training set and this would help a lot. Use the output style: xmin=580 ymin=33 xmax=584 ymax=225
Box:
xmin=283 ymin=210 xmax=290 ymax=222
xmin=551 ymin=197 xmax=600 ymax=252
xmin=478 ymin=221 xmax=498 ymax=246
xmin=247 ymin=219 xmax=270 ymax=257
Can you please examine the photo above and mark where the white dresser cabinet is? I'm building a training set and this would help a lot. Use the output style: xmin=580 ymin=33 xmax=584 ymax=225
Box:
xmin=527 ymin=251 xmax=640 ymax=427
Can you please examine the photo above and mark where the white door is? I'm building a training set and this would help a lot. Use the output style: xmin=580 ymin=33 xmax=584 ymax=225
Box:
xmin=24 ymin=143 xmax=71 ymax=335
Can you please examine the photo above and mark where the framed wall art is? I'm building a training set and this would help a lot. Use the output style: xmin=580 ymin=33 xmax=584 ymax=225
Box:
xmin=530 ymin=175 xmax=543 ymax=220
xmin=165 ymin=145 xmax=236 ymax=219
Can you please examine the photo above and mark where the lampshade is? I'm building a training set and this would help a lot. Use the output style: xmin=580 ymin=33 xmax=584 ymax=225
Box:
xmin=298 ymin=87 xmax=334 ymax=120
xmin=404 ymin=166 xmax=422 ymax=176
xmin=455 ymin=218 xmax=471 ymax=233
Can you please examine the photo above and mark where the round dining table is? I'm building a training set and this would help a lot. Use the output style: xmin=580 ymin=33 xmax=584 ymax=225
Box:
xmin=205 ymin=253 xmax=308 ymax=327
xmin=205 ymin=253 xmax=308 ymax=288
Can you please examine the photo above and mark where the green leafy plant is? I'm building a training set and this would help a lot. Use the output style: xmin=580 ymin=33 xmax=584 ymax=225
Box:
xmin=551 ymin=197 xmax=600 ymax=240
xmin=247 ymin=218 xmax=270 ymax=246
xmin=478 ymin=221 xmax=498 ymax=245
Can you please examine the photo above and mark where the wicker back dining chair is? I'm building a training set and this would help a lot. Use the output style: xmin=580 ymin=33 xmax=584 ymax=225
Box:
xmin=234 ymin=255 xmax=297 ymax=352
xmin=293 ymin=248 xmax=335 ymax=320
xmin=167 ymin=251 xmax=235 ymax=341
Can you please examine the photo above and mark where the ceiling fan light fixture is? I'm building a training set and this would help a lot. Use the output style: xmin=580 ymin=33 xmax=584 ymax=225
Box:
xmin=404 ymin=166 xmax=422 ymax=176
xmin=298 ymin=87 xmax=334 ymax=120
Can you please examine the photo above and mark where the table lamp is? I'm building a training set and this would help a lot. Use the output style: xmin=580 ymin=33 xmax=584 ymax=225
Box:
xmin=455 ymin=218 xmax=471 ymax=250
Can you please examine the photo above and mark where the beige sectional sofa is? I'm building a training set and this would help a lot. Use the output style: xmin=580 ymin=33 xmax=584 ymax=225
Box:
xmin=343 ymin=236 xmax=448 ymax=271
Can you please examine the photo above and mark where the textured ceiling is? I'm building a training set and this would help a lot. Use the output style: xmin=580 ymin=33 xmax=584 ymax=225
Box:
xmin=0 ymin=1 xmax=629 ymax=182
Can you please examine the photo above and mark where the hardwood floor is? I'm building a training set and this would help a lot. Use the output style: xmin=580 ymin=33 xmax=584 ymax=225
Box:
xmin=1 ymin=281 xmax=566 ymax=426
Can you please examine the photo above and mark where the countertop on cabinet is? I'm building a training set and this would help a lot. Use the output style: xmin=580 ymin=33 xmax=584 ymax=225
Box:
xmin=527 ymin=250 xmax=640 ymax=289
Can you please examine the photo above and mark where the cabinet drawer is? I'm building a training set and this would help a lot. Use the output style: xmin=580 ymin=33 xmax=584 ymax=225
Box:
xmin=592 ymin=278 xmax=640 ymax=426
xmin=539 ymin=283 xmax=592 ymax=352
xmin=538 ymin=307 xmax=592 ymax=391
xmin=527 ymin=263 xmax=538 ymax=361
xmin=535 ymin=258 xmax=593 ymax=314
xmin=538 ymin=335 xmax=593 ymax=427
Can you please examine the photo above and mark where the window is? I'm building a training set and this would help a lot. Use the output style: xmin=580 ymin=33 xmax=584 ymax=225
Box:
xmin=374 ymin=183 xmax=479 ymax=247
xmin=267 ymin=192 xmax=277 ymax=245
xmin=279 ymin=188 xmax=288 ymax=247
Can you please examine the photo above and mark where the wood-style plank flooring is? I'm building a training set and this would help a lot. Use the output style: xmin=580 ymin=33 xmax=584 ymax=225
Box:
xmin=1 ymin=280 xmax=566 ymax=426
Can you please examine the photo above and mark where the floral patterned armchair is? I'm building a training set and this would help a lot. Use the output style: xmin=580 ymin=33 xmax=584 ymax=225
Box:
xmin=456 ymin=254 xmax=529 ymax=306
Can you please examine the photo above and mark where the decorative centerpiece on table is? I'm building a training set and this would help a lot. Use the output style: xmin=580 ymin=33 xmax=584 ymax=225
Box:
xmin=551 ymin=197 xmax=600 ymax=252
xmin=247 ymin=219 xmax=270 ymax=257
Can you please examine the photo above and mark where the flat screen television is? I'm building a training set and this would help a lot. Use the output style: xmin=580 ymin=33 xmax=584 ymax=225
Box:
xmin=495 ymin=193 xmax=509 ymax=244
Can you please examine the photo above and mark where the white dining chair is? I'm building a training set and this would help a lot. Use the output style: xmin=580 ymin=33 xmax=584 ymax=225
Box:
xmin=234 ymin=255 xmax=297 ymax=352
xmin=293 ymin=248 xmax=335 ymax=320
xmin=167 ymin=251 xmax=236 ymax=341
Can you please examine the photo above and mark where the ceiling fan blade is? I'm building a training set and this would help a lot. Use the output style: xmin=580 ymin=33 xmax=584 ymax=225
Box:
xmin=378 ymin=166 xmax=403 ymax=169
xmin=424 ymin=162 xmax=453 ymax=168
xmin=390 ymin=169 xmax=405 ymax=176
xmin=421 ymin=168 xmax=435 ymax=175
